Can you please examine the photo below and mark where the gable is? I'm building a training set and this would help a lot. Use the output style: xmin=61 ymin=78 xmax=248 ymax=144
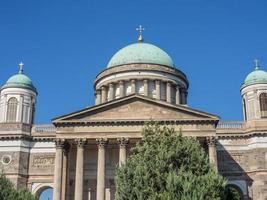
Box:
xmin=53 ymin=95 xmax=219 ymax=123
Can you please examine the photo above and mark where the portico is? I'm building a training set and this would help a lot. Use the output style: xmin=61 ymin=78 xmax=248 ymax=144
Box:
xmin=52 ymin=94 xmax=219 ymax=200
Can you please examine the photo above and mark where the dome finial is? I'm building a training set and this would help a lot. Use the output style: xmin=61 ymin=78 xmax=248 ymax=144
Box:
xmin=254 ymin=59 xmax=260 ymax=70
xmin=18 ymin=62 xmax=24 ymax=74
xmin=136 ymin=25 xmax=145 ymax=43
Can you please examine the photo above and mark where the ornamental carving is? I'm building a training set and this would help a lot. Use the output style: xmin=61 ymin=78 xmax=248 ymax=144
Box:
xmin=33 ymin=155 xmax=54 ymax=167
xmin=117 ymin=137 xmax=129 ymax=147
xmin=206 ymin=136 xmax=217 ymax=146
xmin=96 ymin=138 xmax=108 ymax=147
xmin=1 ymin=155 xmax=12 ymax=165
xmin=75 ymin=138 xmax=87 ymax=148
xmin=55 ymin=138 xmax=65 ymax=148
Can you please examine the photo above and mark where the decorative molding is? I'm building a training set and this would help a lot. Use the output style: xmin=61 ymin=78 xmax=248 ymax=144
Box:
xmin=218 ymin=132 xmax=267 ymax=140
xmin=1 ymin=154 xmax=12 ymax=165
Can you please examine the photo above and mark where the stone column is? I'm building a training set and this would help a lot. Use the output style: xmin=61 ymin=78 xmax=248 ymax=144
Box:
xmin=74 ymin=139 xmax=87 ymax=200
xmin=96 ymin=90 xmax=101 ymax=105
xmin=155 ymin=80 xmax=161 ymax=100
xmin=101 ymin=86 xmax=107 ymax=103
xmin=109 ymin=83 xmax=114 ymax=101
xmin=143 ymin=79 xmax=148 ymax=96
xmin=61 ymin=142 xmax=70 ymax=200
xmin=96 ymin=138 xmax=108 ymax=200
xmin=119 ymin=81 xmax=124 ymax=98
xmin=166 ymin=82 xmax=172 ymax=103
xmin=175 ymin=86 xmax=180 ymax=105
xmin=117 ymin=138 xmax=129 ymax=167
xmin=131 ymin=79 xmax=136 ymax=94
xmin=207 ymin=137 xmax=218 ymax=170
xmin=53 ymin=139 xmax=65 ymax=200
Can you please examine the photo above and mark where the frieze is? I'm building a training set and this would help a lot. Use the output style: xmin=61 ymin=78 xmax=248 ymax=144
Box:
xmin=32 ymin=155 xmax=55 ymax=168
xmin=0 ymin=123 xmax=31 ymax=132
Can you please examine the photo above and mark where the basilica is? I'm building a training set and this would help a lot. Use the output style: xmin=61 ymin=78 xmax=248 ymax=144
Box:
xmin=1 ymin=30 xmax=267 ymax=200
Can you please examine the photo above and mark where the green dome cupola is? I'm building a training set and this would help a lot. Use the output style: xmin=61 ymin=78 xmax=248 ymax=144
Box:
xmin=1 ymin=63 xmax=37 ymax=92
xmin=107 ymin=42 xmax=175 ymax=68
xmin=107 ymin=27 xmax=174 ymax=68
xmin=242 ymin=60 xmax=267 ymax=88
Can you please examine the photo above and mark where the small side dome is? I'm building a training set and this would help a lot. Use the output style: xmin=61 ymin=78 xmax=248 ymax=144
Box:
xmin=1 ymin=63 xmax=37 ymax=92
xmin=243 ymin=61 xmax=267 ymax=87
xmin=107 ymin=42 xmax=174 ymax=68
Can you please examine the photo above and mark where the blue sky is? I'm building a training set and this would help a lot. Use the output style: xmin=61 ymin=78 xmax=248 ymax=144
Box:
xmin=1 ymin=0 xmax=267 ymax=124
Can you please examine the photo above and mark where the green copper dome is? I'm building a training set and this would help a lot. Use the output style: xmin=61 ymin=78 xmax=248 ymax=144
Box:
xmin=107 ymin=42 xmax=174 ymax=68
xmin=1 ymin=65 xmax=37 ymax=92
xmin=243 ymin=65 xmax=267 ymax=87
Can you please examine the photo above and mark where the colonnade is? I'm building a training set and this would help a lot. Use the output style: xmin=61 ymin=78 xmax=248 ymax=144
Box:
xmin=53 ymin=137 xmax=129 ymax=200
xmin=53 ymin=136 xmax=217 ymax=200
xmin=95 ymin=79 xmax=188 ymax=105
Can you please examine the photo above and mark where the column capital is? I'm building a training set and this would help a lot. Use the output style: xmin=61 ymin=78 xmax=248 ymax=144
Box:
xmin=206 ymin=136 xmax=217 ymax=146
xmin=55 ymin=138 xmax=65 ymax=149
xmin=167 ymin=81 xmax=172 ymax=86
xmin=131 ymin=79 xmax=136 ymax=84
xmin=96 ymin=138 xmax=108 ymax=148
xmin=75 ymin=138 xmax=87 ymax=148
xmin=143 ymin=79 xmax=148 ymax=83
xmin=109 ymin=83 xmax=114 ymax=87
xmin=119 ymin=80 xmax=124 ymax=84
xmin=101 ymin=86 xmax=106 ymax=90
xmin=175 ymin=85 xmax=179 ymax=90
xmin=117 ymin=137 xmax=129 ymax=147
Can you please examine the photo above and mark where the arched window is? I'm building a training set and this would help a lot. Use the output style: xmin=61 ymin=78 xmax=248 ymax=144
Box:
xmin=38 ymin=187 xmax=53 ymax=200
xmin=260 ymin=93 xmax=267 ymax=118
xmin=6 ymin=97 xmax=18 ymax=122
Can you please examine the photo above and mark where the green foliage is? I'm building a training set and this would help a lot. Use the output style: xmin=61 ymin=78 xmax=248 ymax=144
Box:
xmin=115 ymin=122 xmax=226 ymax=200
xmin=225 ymin=186 xmax=241 ymax=200
xmin=0 ymin=173 xmax=37 ymax=200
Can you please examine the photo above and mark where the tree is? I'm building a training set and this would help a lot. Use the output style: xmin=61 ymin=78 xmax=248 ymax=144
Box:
xmin=0 ymin=173 xmax=37 ymax=200
xmin=115 ymin=123 xmax=226 ymax=200
xmin=225 ymin=185 xmax=242 ymax=200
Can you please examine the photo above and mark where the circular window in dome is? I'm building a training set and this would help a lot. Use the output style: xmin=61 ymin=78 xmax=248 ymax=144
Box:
xmin=1 ymin=155 xmax=12 ymax=165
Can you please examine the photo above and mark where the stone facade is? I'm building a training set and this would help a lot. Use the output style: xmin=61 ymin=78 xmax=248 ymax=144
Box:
xmin=1 ymin=41 xmax=267 ymax=200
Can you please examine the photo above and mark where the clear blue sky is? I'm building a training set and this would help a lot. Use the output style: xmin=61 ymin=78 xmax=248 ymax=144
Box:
xmin=1 ymin=0 xmax=267 ymax=124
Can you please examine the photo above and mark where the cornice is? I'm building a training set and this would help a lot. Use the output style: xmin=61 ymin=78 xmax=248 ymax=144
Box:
xmin=217 ymin=132 xmax=267 ymax=139
xmin=54 ymin=118 xmax=217 ymax=127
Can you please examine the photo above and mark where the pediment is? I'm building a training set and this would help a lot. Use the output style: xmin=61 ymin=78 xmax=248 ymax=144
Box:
xmin=53 ymin=95 xmax=219 ymax=124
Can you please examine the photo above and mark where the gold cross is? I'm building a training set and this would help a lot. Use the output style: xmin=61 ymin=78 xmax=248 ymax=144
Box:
xmin=136 ymin=25 xmax=145 ymax=42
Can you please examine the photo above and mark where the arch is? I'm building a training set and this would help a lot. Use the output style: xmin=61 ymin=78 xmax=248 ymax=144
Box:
xmin=259 ymin=93 xmax=267 ymax=118
xmin=32 ymin=183 xmax=53 ymax=198
xmin=6 ymin=97 xmax=18 ymax=122
xmin=225 ymin=184 xmax=244 ymax=200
